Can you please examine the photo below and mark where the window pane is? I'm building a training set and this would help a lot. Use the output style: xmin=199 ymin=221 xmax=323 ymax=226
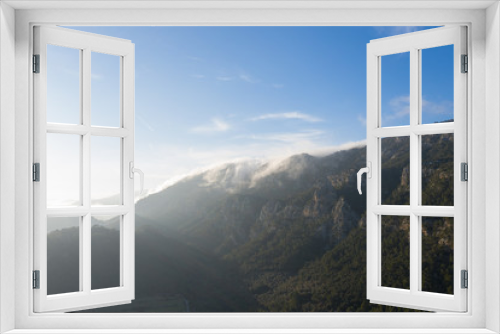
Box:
xmin=422 ymin=217 xmax=454 ymax=294
xmin=381 ymin=52 xmax=410 ymax=127
xmin=47 ymin=216 xmax=80 ymax=295
xmin=91 ymin=136 xmax=121 ymax=205
xmin=381 ymin=215 xmax=410 ymax=290
xmin=421 ymin=45 xmax=454 ymax=124
xmin=47 ymin=133 xmax=81 ymax=207
xmin=422 ymin=134 xmax=454 ymax=206
xmin=91 ymin=52 xmax=121 ymax=127
xmin=91 ymin=215 xmax=121 ymax=290
xmin=381 ymin=137 xmax=410 ymax=205
xmin=47 ymin=45 xmax=81 ymax=125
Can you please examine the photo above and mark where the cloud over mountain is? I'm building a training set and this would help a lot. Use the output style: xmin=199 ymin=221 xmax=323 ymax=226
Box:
xmin=251 ymin=112 xmax=323 ymax=123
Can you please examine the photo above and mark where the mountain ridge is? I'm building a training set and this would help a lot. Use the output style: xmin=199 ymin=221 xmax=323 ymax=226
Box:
xmin=45 ymin=134 xmax=454 ymax=312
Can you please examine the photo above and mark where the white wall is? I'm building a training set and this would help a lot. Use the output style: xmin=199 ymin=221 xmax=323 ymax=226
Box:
xmin=486 ymin=2 xmax=500 ymax=333
xmin=0 ymin=2 xmax=16 ymax=333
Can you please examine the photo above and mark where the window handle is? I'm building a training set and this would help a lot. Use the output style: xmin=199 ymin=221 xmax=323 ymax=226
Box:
xmin=357 ymin=162 xmax=371 ymax=195
xmin=129 ymin=161 xmax=145 ymax=195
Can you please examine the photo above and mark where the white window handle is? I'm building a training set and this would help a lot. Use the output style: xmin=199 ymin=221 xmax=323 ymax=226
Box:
xmin=357 ymin=162 xmax=371 ymax=195
xmin=129 ymin=161 xmax=145 ymax=195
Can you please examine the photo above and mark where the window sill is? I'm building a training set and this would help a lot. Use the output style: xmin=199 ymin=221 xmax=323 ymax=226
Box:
xmin=4 ymin=330 xmax=498 ymax=334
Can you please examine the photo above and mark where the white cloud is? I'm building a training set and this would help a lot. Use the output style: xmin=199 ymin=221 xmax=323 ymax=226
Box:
xmin=384 ymin=95 xmax=453 ymax=122
xmin=251 ymin=111 xmax=323 ymax=123
xmin=272 ymin=84 xmax=285 ymax=89
xmin=357 ymin=115 xmax=367 ymax=126
xmin=118 ymin=122 xmax=367 ymax=200
xmin=307 ymin=140 xmax=366 ymax=157
xmin=246 ymin=130 xmax=324 ymax=143
xmin=387 ymin=95 xmax=410 ymax=120
xmin=191 ymin=74 xmax=205 ymax=79
xmin=91 ymin=73 xmax=104 ymax=81
xmin=422 ymin=99 xmax=453 ymax=116
xmin=191 ymin=118 xmax=231 ymax=134
xmin=216 ymin=72 xmax=259 ymax=84
xmin=145 ymin=139 xmax=367 ymax=197
xmin=239 ymin=74 xmax=259 ymax=83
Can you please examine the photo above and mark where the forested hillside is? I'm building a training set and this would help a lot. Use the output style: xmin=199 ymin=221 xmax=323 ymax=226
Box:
xmin=46 ymin=133 xmax=454 ymax=312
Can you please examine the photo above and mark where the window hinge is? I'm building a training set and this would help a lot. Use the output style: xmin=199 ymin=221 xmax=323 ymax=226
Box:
xmin=461 ymin=54 xmax=468 ymax=73
xmin=33 ymin=163 xmax=40 ymax=182
xmin=461 ymin=162 xmax=468 ymax=181
xmin=461 ymin=270 xmax=468 ymax=289
xmin=33 ymin=270 xmax=40 ymax=289
xmin=33 ymin=54 xmax=40 ymax=73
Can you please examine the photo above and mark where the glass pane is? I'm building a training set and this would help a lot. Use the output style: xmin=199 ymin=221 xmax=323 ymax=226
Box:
xmin=381 ymin=136 xmax=410 ymax=205
xmin=92 ymin=215 xmax=121 ymax=290
xmin=47 ymin=216 xmax=80 ymax=295
xmin=91 ymin=52 xmax=121 ymax=127
xmin=381 ymin=52 xmax=410 ymax=127
xmin=91 ymin=136 xmax=121 ymax=205
xmin=422 ymin=133 xmax=454 ymax=206
xmin=47 ymin=45 xmax=81 ymax=124
xmin=422 ymin=217 xmax=454 ymax=294
xmin=421 ymin=45 xmax=454 ymax=124
xmin=47 ymin=133 xmax=80 ymax=207
xmin=381 ymin=215 xmax=410 ymax=290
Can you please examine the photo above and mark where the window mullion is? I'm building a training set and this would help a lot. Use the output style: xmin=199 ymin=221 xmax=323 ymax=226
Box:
xmin=82 ymin=47 xmax=92 ymax=294
xmin=82 ymin=213 xmax=91 ymax=293
xmin=409 ymin=47 xmax=420 ymax=294
xmin=82 ymin=47 xmax=91 ymax=209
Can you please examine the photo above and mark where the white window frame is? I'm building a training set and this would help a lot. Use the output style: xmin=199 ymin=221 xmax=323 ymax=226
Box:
xmin=366 ymin=26 xmax=468 ymax=312
xmin=33 ymin=25 xmax=136 ymax=313
xmin=0 ymin=1 xmax=498 ymax=333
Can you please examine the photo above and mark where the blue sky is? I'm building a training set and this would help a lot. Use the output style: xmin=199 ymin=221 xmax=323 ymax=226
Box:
xmin=47 ymin=26 xmax=453 ymax=203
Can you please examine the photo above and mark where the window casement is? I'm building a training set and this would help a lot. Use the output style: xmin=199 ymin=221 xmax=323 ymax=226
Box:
xmin=360 ymin=26 xmax=467 ymax=312
xmin=33 ymin=26 xmax=137 ymax=312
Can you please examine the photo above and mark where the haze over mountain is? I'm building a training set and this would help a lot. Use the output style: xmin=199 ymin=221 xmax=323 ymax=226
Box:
xmin=47 ymin=134 xmax=454 ymax=312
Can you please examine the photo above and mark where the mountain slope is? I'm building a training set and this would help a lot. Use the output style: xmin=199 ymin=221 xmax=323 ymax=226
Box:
xmin=45 ymin=133 xmax=456 ymax=312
